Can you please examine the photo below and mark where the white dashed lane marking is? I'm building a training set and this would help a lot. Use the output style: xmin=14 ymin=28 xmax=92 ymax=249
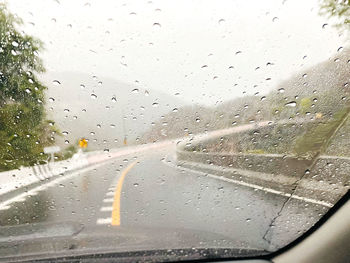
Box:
xmin=102 ymin=198 xmax=114 ymax=203
xmin=96 ymin=180 xmax=118 ymax=225
xmin=100 ymin=206 xmax=113 ymax=212
xmin=96 ymin=218 xmax=111 ymax=225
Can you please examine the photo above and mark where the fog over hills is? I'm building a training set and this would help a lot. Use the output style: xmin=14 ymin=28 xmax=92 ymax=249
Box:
xmin=40 ymin=72 xmax=188 ymax=150
xmin=144 ymin=48 xmax=350 ymax=141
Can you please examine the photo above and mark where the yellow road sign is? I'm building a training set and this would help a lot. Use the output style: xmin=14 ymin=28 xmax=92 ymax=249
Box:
xmin=79 ymin=138 xmax=88 ymax=148
xmin=316 ymin=112 xmax=323 ymax=119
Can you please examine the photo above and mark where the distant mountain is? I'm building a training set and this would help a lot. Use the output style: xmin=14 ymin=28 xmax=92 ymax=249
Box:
xmin=143 ymin=48 xmax=350 ymax=141
xmin=39 ymin=72 xmax=187 ymax=150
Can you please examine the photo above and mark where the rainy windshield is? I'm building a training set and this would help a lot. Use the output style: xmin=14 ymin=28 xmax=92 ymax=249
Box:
xmin=0 ymin=0 xmax=350 ymax=261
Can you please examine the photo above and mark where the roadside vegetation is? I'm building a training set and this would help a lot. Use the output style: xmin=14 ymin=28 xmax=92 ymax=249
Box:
xmin=0 ymin=4 xmax=57 ymax=171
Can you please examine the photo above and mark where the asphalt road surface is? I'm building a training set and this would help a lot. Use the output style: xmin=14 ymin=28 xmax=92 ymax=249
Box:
xmin=0 ymin=143 xmax=330 ymax=253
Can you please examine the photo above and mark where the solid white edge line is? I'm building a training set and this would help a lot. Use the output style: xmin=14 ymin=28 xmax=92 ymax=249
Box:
xmin=162 ymin=156 xmax=333 ymax=208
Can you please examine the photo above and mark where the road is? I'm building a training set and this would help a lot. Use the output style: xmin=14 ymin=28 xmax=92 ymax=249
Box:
xmin=0 ymin=142 xmax=330 ymax=255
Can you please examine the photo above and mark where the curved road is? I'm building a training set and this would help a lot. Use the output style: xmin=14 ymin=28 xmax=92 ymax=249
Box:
xmin=0 ymin=142 xmax=329 ymax=253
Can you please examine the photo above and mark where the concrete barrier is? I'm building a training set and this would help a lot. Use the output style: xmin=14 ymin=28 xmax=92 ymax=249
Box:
xmin=0 ymin=153 xmax=88 ymax=198
xmin=176 ymin=152 xmax=350 ymax=205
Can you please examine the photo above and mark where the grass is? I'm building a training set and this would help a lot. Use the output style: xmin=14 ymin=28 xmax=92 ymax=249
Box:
xmin=293 ymin=107 xmax=350 ymax=159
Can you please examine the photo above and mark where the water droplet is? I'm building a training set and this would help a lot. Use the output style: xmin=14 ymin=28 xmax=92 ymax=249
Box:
xmin=62 ymin=131 xmax=69 ymax=136
xmin=48 ymin=97 xmax=55 ymax=102
xmin=103 ymin=149 xmax=109 ymax=153
xmin=11 ymin=41 xmax=19 ymax=47
xmin=90 ymin=93 xmax=97 ymax=99
xmin=235 ymin=51 xmax=242 ymax=55
xmin=195 ymin=117 xmax=201 ymax=123
xmin=90 ymin=132 xmax=95 ymax=135
xmin=334 ymin=58 xmax=340 ymax=63
xmin=110 ymin=124 xmax=116 ymax=128
xmin=201 ymin=65 xmax=208 ymax=68
xmin=322 ymin=23 xmax=328 ymax=29
xmin=260 ymin=96 xmax=266 ymax=101
xmin=285 ymin=101 xmax=297 ymax=107
xmin=97 ymin=124 xmax=101 ymax=128
xmin=111 ymin=96 xmax=117 ymax=102
xmin=302 ymin=73 xmax=307 ymax=78
xmin=98 ymin=81 xmax=102 ymax=86
xmin=246 ymin=218 xmax=251 ymax=222
xmin=153 ymin=22 xmax=161 ymax=28
xmin=272 ymin=17 xmax=278 ymax=22
xmin=152 ymin=102 xmax=159 ymax=107
xmin=25 ymin=88 xmax=31 ymax=94
xmin=133 ymin=183 xmax=139 ymax=187
xmin=337 ymin=46 xmax=343 ymax=52
xmin=80 ymin=84 xmax=85 ymax=89
xmin=304 ymin=169 xmax=310 ymax=175
xmin=278 ymin=88 xmax=285 ymax=93
xmin=129 ymin=12 xmax=137 ymax=16
xmin=145 ymin=90 xmax=149 ymax=96
xmin=53 ymin=80 xmax=61 ymax=86
xmin=64 ymin=108 xmax=70 ymax=113
xmin=64 ymin=140 xmax=69 ymax=144
xmin=131 ymin=88 xmax=139 ymax=94
xmin=172 ymin=108 xmax=178 ymax=112
xmin=218 ymin=19 xmax=225 ymax=25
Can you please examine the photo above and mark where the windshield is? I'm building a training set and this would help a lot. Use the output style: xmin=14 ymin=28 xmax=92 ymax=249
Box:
xmin=0 ymin=0 xmax=349 ymax=261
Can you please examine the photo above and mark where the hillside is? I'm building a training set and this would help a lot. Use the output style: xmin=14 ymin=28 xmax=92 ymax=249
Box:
xmin=143 ymin=48 xmax=350 ymax=148
xmin=40 ymin=72 xmax=187 ymax=150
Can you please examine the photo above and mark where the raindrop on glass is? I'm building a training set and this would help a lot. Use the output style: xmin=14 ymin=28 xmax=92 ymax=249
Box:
xmin=285 ymin=101 xmax=297 ymax=107
xmin=53 ymin=80 xmax=61 ymax=86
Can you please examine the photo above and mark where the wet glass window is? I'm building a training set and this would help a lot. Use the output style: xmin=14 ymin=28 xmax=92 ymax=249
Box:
xmin=0 ymin=0 xmax=349 ymax=261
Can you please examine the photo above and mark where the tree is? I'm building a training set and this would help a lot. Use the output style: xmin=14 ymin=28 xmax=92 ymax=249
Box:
xmin=320 ymin=0 xmax=350 ymax=30
xmin=0 ymin=4 xmax=55 ymax=171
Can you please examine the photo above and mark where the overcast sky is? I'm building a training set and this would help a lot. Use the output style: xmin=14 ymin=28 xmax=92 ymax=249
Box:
xmin=3 ymin=0 xmax=348 ymax=105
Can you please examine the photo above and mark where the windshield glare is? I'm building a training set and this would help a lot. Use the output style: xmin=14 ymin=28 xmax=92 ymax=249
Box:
xmin=0 ymin=0 xmax=349 ymax=261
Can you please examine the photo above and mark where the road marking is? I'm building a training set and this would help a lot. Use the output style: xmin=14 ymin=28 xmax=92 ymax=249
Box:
xmin=0 ymin=162 xmax=108 ymax=210
xmin=103 ymin=198 xmax=114 ymax=203
xmin=96 ymin=217 xmax=111 ymax=225
xmin=162 ymin=156 xmax=333 ymax=208
xmin=100 ymin=206 xmax=113 ymax=212
xmin=105 ymin=191 xmax=114 ymax=196
xmin=111 ymin=161 xmax=138 ymax=226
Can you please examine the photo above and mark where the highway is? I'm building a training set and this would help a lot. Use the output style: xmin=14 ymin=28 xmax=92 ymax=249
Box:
xmin=0 ymin=142 xmax=330 ymax=255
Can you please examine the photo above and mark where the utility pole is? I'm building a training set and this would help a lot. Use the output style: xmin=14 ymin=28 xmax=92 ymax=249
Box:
xmin=122 ymin=109 xmax=127 ymax=146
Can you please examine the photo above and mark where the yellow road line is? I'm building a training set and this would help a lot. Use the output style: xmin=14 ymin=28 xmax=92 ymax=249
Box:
xmin=111 ymin=161 xmax=138 ymax=226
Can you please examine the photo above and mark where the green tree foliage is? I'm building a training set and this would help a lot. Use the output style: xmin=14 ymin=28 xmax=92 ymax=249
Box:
xmin=320 ymin=0 xmax=350 ymax=29
xmin=0 ymin=4 xmax=55 ymax=171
